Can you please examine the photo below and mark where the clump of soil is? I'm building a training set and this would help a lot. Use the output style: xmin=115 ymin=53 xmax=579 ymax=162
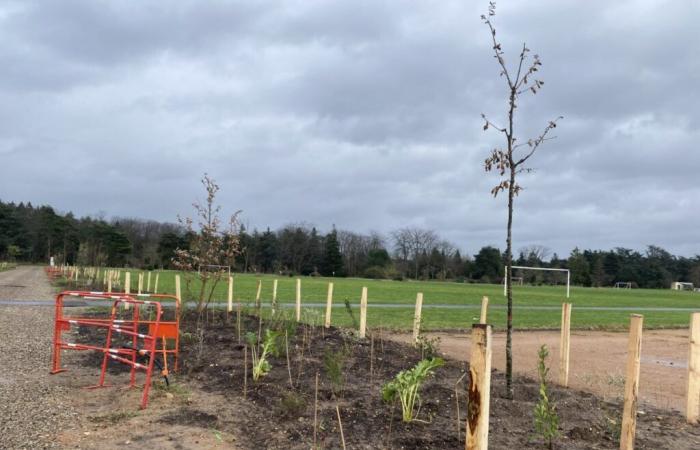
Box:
xmin=166 ymin=311 xmax=700 ymax=449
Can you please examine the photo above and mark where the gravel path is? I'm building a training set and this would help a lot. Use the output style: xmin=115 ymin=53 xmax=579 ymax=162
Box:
xmin=0 ymin=266 xmax=79 ymax=449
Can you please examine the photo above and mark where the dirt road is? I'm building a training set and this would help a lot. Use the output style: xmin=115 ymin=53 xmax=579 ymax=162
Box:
xmin=392 ymin=327 xmax=693 ymax=412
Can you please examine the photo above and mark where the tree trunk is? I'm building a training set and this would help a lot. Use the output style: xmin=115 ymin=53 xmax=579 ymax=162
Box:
xmin=505 ymin=87 xmax=517 ymax=400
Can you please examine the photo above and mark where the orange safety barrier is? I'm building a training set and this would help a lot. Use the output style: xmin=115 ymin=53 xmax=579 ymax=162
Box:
xmin=51 ymin=291 xmax=181 ymax=374
xmin=50 ymin=291 xmax=166 ymax=409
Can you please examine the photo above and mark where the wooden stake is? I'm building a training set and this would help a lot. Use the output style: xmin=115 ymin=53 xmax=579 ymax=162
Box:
xmin=147 ymin=271 xmax=151 ymax=292
xmin=466 ymin=324 xmax=492 ymax=450
xmin=154 ymin=273 xmax=159 ymax=294
xmin=255 ymin=279 xmax=262 ymax=309
xmin=313 ymin=371 xmax=319 ymax=448
xmin=620 ymin=314 xmax=644 ymax=450
xmin=138 ymin=272 xmax=143 ymax=295
xmin=320 ymin=282 xmax=334 ymax=329
xmin=479 ymin=296 xmax=489 ymax=324
xmin=295 ymin=278 xmax=302 ymax=322
xmin=243 ymin=345 xmax=248 ymax=399
xmin=686 ymin=312 xmax=700 ymax=424
xmin=359 ymin=286 xmax=368 ymax=338
xmin=124 ymin=272 xmax=131 ymax=310
xmin=559 ymin=302 xmax=572 ymax=387
xmin=237 ymin=301 xmax=242 ymax=344
xmin=107 ymin=275 xmax=112 ymax=293
xmin=412 ymin=292 xmax=424 ymax=342
xmin=336 ymin=405 xmax=347 ymax=450
xmin=272 ymin=279 xmax=278 ymax=314
xmin=285 ymin=329 xmax=293 ymax=388
xmin=227 ymin=276 xmax=234 ymax=313
xmin=175 ymin=275 xmax=181 ymax=308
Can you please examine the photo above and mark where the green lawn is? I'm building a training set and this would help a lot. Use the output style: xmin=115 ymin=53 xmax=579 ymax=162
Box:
xmin=90 ymin=269 xmax=700 ymax=331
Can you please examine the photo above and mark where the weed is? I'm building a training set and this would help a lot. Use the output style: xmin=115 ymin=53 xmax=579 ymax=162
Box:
xmin=533 ymin=345 xmax=559 ymax=449
xmin=382 ymin=358 xmax=444 ymax=422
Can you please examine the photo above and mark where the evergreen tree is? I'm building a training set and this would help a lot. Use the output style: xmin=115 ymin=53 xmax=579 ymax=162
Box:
xmin=322 ymin=228 xmax=343 ymax=276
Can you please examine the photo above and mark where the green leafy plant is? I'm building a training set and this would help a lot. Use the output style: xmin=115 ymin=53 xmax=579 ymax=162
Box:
xmin=245 ymin=329 xmax=281 ymax=381
xmin=382 ymin=358 xmax=444 ymax=422
xmin=533 ymin=345 xmax=560 ymax=449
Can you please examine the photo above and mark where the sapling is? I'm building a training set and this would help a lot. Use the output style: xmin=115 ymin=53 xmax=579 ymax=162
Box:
xmin=382 ymin=358 xmax=444 ymax=422
xmin=533 ymin=345 xmax=560 ymax=449
xmin=245 ymin=329 xmax=281 ymax=381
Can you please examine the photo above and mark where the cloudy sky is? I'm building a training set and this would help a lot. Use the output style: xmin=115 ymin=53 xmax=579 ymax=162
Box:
xmin=1 ymin=0 xmax=698 ymax=257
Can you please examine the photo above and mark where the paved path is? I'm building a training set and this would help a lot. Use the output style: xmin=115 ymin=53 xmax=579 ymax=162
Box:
xmin=0 ymin=266 xmax=78 ymax=449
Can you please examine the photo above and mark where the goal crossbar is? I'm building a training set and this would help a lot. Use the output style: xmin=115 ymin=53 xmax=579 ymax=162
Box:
xmin=504 ymin=265 xmax=570 ymax=298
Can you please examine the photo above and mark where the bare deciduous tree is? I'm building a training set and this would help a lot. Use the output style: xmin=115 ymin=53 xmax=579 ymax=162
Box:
xmin=481 ymin=2 xmax=562 ymax=399
xmin=173 ymin=174 xmax=241 ymax=318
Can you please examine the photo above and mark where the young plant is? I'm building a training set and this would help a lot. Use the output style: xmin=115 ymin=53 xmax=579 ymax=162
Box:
xmin=245 ymin=329 xmax=281 ymax=381
xmin=382 ymin=358 xmax=444 ymax=422
xmin=414 ymin=332 xmax=441 ymax=360
xmin=323 ymin=346 xmax=349 ymax=397
xmin=343 ymin=297 xmax=358 ymax=330
xmin=533 ymin=345 xmax=560 ymax=449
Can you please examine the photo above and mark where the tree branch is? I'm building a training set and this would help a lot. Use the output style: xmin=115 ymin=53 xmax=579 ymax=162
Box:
xmin=513 ymin=117 xmax=563 ymax=167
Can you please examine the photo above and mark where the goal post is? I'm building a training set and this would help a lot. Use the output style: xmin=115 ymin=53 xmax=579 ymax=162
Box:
xmin=503 ymin=265 xmax=570 ymax=298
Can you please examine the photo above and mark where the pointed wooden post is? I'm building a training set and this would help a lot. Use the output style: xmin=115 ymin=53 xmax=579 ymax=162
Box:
xmin=272 ymin=279 xmax=278 ymax=314
xmin=124 ymin=272 xmax=131 ymax=310
xmin=359 ymin=287 xmax=368 ymax=338
xmin=686 ymin=312 xmax=700 ymax=424
xmin=175 ymin=275 xmax=182 ymax=309
xmin=620 ymin=314 xmax=643 ymax=450
xmin=255 ymin=279 xmax=262 ymax=309
xmin=295 ymin=278 xmax=302 ymax=321
xmin=107 ymin=274 xmax=112 ymax=293
xmin=147 ymin=271 xmax=151 ymax=292
xmin=138 ymin=273 xmax=143 ymax=295
xmin=154 ymin=273 xmax=159 ymax=294
xmin=412 ymin=293 xmax=423 ymax=342
xmin=479 ymin=296 xmax=489 ymax=324
xmin=324 ymin=282 xmax=334 ymax=328
xmin=227 ymin=276 xmax=234 ymax=313
xmin=559 ymin=303 xmax=572 ymax=387
xmin=466 ymin=324 xmax=492 ymax=450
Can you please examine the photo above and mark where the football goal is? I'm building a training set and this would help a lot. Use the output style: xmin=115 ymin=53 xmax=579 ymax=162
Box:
xmin=614 ymin=281 xmax=632 ymax=289
xmin=503 ymin=265 xmax=570 ymax=298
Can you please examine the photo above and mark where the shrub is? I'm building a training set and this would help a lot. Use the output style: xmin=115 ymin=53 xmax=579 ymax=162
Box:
xmin=323 ymin=347 xmax=349 ymax=397
xmin=363 ymin=266 xmax=387 ymax=279
xmin=382 ymin=358 xmax=444 ymax=422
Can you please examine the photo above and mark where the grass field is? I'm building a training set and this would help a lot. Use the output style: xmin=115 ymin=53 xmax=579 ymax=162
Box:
xmin=98 ymin=269 xmax=700 ymax=331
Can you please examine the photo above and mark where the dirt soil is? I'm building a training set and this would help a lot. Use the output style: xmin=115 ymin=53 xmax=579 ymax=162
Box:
xmin=71 ymin=310 xmax=700 ymax=449
xmin=390 ymin=328 xmax=692 ymax=412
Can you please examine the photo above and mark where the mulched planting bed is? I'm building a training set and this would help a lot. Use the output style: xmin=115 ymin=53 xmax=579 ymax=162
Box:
xmin=73 ymin=309 xmax=700 ymax=449
xmin=172 ymin=311 xmax=700 ymax=449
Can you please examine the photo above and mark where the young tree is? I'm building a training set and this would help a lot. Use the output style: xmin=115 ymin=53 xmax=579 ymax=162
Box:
xmin=173 ymin=174 xmax=241 ymax=317
xmin=481 ymin=2 xmax=563 ymax=399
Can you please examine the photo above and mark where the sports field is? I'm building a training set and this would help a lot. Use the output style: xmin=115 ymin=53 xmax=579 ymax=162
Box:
xmin=115 ymin=270 xmax=700 ymax=331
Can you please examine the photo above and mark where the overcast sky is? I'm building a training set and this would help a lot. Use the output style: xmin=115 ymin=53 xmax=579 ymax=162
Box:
xmin=1 ymin=0 xmax=698 ymax=257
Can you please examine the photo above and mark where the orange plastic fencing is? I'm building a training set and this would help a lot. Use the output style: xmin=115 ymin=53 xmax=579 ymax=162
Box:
xmin=51 ymin=291 xmax=180 ymax=373
xmin=50 ymin=291 xmax=179 ymax=409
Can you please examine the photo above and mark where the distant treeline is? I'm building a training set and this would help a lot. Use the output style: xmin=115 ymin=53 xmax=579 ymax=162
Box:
xmin=1 ymin=199 xmax=698 ymax=288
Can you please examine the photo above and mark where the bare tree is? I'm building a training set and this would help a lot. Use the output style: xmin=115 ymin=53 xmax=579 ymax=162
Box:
xmin=481 ymin=2 xmax=562 ymax=399
xmin=173 ymin=174 xmax=241 ymax=319
xmin=390 ymin=227 xmax=438 ymax=279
